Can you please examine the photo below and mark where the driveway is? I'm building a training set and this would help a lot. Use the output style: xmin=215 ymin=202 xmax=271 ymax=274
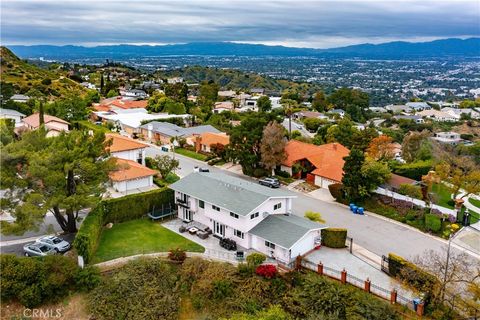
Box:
xmin=305 ymin=247 xmax=415 ymax=300
xmin=1 ymin=233 xmax=77 ymax=257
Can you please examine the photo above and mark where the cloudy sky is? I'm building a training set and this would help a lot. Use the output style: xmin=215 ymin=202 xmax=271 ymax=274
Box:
xmin=1 ymin=0 xmax=479 ymax=48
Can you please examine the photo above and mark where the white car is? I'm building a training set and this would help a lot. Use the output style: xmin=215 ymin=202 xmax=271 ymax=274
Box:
xmin=36 ymin=236 xmax=71 ymax=253
xmin=23 ymin=243 xmax=56 ymax=257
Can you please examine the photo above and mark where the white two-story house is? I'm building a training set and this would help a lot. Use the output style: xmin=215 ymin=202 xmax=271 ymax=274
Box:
xmin=105 ymin=134 xmax=157 ymax=193
xmin=170 ymin=172 xmax=326 ymax=264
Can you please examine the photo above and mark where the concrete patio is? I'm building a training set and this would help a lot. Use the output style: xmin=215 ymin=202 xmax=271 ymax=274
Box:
xmin=162 ymin=218 xmax=252 ymax=264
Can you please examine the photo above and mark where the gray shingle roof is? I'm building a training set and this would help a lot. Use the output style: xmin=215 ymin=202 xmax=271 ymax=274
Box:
xmin=0 ymin=108 xmax=25 ymax=117
xmin=249 ymin=214 xmax=325 ymax=249
xmin=140 ymin=121 xmax=220 ymax=137
xmin=169 ymin=172 xmax=296 ymax=216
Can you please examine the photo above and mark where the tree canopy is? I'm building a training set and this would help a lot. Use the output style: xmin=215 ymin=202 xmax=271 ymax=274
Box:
xmin=1 ymin=129 xmax=113 ymax=233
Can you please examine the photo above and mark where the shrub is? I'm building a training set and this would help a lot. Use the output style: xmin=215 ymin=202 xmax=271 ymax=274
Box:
xmin=425 ymin=214 xmax=442 ymax=232
xmin=255 ymin=264 xmax=278 ymax=279
xmin=237 ymin=263 xmax=255 ymax=276
xmin=274 ymin=169 xmax=291 ymax=178
xmin=0 ymin=255 xmax=78 ymax=308
xmin=304 ymin=211 xmax=326 ymax=223
xmin=387 ymin=253 xmax=438 ymax=303
xmin=321 ymin=228 xmax=347 ymax=248
xmin=145 ymin=156 xmax=155 ymax=168
xmin=253 ymin=167 xmax=268 ymax=178
xmin=246 ymin=253 xmax=266 ymax=267
xmin=328 ymin=183 xmax=347 ymax=204
xmin=168 ymin=248 xmax=187 ymax=262
xmin=74 ymin=266 xmax=101 ymax=292
xmin=89 ymin=258 xmax=180 ymax=320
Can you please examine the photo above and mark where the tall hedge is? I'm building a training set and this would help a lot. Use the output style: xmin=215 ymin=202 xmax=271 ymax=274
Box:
xmin=392 ymin=160 xmax=433 ymax=180
xmin=73 ymin=187 xmax=174 ymax=263
xmin=321 ymin=228 xmax=347 ymax=248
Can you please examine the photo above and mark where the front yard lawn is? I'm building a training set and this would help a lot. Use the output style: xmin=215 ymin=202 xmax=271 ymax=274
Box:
xmin=92 ymin=219 xmax=204 ymax=263
xmin=431 ymin=183 xmax=454 ymax=209
xmin=174 ymin=148 xmax=208 ymax=161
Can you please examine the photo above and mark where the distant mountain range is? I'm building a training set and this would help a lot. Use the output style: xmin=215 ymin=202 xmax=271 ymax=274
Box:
xmin=7 ymin=38 xmax=480 ymax=60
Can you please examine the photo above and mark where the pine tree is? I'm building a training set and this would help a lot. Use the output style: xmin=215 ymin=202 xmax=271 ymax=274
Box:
xmin=341 ymin=148 xmax=366 ymax=203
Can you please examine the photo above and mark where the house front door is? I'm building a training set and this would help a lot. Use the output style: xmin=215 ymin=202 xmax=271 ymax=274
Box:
xmin=213 ymin=221 xmax=225 ymax=238
xmin=182 ymin=208 xmax=192 ymax=222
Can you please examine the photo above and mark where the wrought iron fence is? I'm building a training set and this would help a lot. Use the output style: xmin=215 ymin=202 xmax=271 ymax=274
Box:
xmin=301 ymin=258 xmax=415 ymax=311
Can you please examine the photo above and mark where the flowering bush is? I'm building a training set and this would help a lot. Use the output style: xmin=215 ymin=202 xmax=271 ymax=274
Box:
xmin=255 ymin=264 xmax=278 ymax=279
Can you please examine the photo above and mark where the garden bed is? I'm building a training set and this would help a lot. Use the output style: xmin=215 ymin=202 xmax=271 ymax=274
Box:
xmin=92 ymin=219 xmax=204 ymax=263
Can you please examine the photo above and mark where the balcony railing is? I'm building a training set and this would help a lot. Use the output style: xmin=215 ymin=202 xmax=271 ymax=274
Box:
xmin=176 ymin=198 xmax=190 ymax=208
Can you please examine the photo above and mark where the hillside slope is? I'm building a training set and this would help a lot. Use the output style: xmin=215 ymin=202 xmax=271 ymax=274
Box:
xmin=0 ymin=46 xmax=88 ymax=100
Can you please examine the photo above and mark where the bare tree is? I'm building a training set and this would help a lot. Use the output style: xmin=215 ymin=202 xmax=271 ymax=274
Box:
xmin=260 ymin=121 xmax=287 ymax=175
xmin=407 ymin=248 xmax=480 ymax=318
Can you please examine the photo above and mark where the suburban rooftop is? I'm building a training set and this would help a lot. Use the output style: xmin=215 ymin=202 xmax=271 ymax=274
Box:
xmin=169 ymin=171 xmax=296 ymax=216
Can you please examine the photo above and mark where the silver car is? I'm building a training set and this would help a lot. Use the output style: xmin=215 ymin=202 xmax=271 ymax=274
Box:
xmin=23 ymin=243 xmax=56 ymax=257
xmin=36 ymin=235 xmax=71 ymax=253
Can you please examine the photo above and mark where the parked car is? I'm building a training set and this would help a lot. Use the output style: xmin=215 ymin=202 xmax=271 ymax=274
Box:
xmin=23 ymin=243 xmax=56 ymax=257
xmin=259 ymin=177 xmax=280 ymax=188
xmin=194 ymin=166 xmax=210 ymax=173
xmin=36 ymin=235 xmax=71 ymax=253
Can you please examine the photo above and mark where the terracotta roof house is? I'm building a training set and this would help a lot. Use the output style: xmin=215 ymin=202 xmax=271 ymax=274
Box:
xmin=105 ymin=133 xmax=148 ymax=165
xmin=21 ymin=113 xmax=69 ymax=137
xmin=281 ymin=140 xmax=350 ymax=188
xmin=383 ymin=174 xmax=417 ymax=192
xmin=93 ymin=98 xmax=148 ymax=112
xmin=109 ymin=158 xmax=157 ymax=194
xmin=195 ymin=132 xmax=230 ymax=153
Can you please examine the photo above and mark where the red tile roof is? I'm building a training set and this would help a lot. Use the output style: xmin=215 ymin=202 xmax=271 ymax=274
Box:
xmin=387 ymin=173 xmax=416 ymax=190
xmin=199 ymin=132 xmax=230 ymax=146
xmin=109 ymin=158 xmax=157 ymax=182
xmin=283 ymin=140 xmax=350 ymax=182
xmin=94 ymin=98 xmax=148 ymax=111
xmin=22 ymin=113 xmax=69 ymax=129
xmin=105 ymin=134 xmax=148 ymax=153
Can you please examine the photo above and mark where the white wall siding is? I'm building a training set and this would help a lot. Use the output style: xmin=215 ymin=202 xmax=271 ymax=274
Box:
xmin=112 ymin=148 xmax=146 ymax=165
xmin=112 ymin=176 xmax=153 ymax=192
xmin=290 ymin=230 xmax=321 ymax=259
xmin=314 ymin=176 xmax=337 ymax=189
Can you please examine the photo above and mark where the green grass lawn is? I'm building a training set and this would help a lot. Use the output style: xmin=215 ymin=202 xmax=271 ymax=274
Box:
xmin=469 ymin=197 xmax=480 ymax=209
xmin=92 ymin=219 xmax=204 ymax=263
xmin=174 ymin=148 xmax=208 ymax=161
xmin=431 ymin=183 xmax=454 ymax=209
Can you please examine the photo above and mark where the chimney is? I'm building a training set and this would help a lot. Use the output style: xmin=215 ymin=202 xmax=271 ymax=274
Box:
xmin=195 ymin=135 xmax=202 ymax=153
xmin=333 ymin=143 xmax=337 ymax=150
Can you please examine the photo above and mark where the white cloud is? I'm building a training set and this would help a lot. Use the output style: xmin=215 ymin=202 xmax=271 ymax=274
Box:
xmin=1 ymin=0 xmax=478 ymax=46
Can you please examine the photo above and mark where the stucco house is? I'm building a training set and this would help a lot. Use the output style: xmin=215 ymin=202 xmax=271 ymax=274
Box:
xmin=105 ymin=134 xmax=157 ymax=193
xmin=109 ymin=158 xmax=157 ymax=193
xmin=281 ymin=140 xmax=350 ymax=189
xmin=194 ymin=132 xmax=230 ymax=153
xmin=170 ymin=172 xmax=325 ymax=264
xmin=213 ymin=101 xmax=235 ymax=113
xmin=139 ymin=121 xmax=221 ymax=146
xmin=21 ymin=113 xmax=69 ymax=137
xmin=0 ymin=108 xmax=25 ymax=126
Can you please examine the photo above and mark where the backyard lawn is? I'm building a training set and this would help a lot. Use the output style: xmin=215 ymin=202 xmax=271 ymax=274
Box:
xmin=174 ymin=148 xmax=208 ymax=161
xmin=92 ymin=219 xmax=204 ymax=263
xmin=431 ymin=183 xmax=454 ymax=209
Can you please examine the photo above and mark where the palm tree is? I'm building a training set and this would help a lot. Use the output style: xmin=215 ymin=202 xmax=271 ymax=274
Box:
xmin=282 ymin=99 xmax=297 ymax=139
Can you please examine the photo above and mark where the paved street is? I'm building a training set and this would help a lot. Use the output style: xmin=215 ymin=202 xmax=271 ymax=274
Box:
xmin=146 ymin=145 xmax=478 ymax=261
xmin=1 ymin=233 xmax=76 ymax=256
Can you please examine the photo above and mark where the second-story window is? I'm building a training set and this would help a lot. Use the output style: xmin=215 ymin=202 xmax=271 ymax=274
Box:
xmin=230 ymin=212 xmax=239 ymax=219
xmin=199 ymin=200 xmax=204 ymax=209
xmin=234 ymin=229 xmax=244 ymax=239
xmin=250 ymin=212 xmax=259 ymax=219
xmin=274 ymin=203 xmax=282 ymax=210
xmin=265 ymin=241 xmax=275 ymax=249
xmin=212 ymin=205 xmax=220 ymax=211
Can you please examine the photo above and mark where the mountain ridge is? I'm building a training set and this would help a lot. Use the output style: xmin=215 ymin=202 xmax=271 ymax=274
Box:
xmin=6 ymin=38 xmax=480 ymax=59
